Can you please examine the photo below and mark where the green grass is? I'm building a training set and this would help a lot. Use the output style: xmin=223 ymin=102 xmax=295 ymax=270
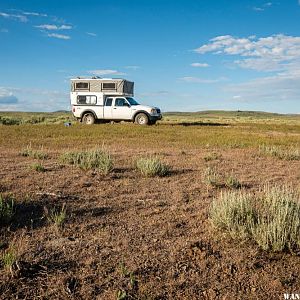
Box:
xmin=31 ymin=163 xmax=46 ymax=172
xmin=0 ymin=194 xmax=15 ymax=225
xmin=210 ymin=185 xmax=300 ymax=252
xmin=44 ymin=204 xmax=67 ymax=228
xmin=0 ymin=111 xmax=73 ymax=125
xmin=136 ymin=156 xmax=170 ymax=177
xmin=1 ymin=249 xmax=17 ymax=270
xmin=0 ymin=111 xmax=299 ymax=152
xmin=60 ymin=148 xmax=113 ymax=174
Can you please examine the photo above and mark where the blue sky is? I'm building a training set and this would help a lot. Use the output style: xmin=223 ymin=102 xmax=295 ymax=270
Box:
xmin=0 ymin=0 xmax=300 ymax=113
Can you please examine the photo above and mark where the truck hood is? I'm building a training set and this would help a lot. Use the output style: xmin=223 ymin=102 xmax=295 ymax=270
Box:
xmin=132 ymin=105 xmax=159 ymax=112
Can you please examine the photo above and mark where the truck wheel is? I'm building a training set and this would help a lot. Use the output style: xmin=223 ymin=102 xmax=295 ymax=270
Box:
xmin=82 ymin=113 xmax=95 ymax=125
xmin=135 ymin=113 xmax=149 ymax=125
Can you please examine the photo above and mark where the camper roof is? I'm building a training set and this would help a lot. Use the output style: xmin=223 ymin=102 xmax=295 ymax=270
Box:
xmin=70 ymin=77 xmax=126 ymax=81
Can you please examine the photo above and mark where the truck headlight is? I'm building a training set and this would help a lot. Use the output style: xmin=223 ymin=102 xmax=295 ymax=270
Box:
xmin=150 ymin=108 xmax=156 ymax=114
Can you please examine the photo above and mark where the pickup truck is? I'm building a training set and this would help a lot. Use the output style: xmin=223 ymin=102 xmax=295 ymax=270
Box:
xmin=70 ymin=78 xmax=162 ymax=125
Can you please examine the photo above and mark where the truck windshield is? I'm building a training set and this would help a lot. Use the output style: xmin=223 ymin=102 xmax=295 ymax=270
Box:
xmin=126 ymin=97 xmax=139 ymax=105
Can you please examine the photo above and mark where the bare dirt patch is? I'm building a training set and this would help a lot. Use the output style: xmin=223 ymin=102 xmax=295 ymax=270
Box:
xmin=0 ymin=122 xmax=300 ymax=299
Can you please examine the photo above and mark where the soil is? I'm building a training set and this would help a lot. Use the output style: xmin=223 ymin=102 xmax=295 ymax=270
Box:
xmin=0 ymin=145 xmax=300 ymax=299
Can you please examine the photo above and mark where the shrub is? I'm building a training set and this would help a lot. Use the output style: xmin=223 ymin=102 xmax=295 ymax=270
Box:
xmin=0 ymin=116 xmax=22 ymax=125
xmin=259 ymin=145 xmax=300 ymax=161
xmin=31 ymin=163 xmax=46 ymax=172
xmin=225 ymin=174 xmax=241 ymax=189
xmin=210 ymin=185 xmax=300 ymax=252
xmin=251 ymin=185 xmax=300 ymax=252
xmin=136 ymin=156 xmax=169 ymax=177
xmin=60 ymin=149 xmax=113 ymax=174
xmin=210 ymin=190 xmax=256 ymax=238
xmin=203 ymin=166 xmax=220 ymax=187
xmin=20 ymin=145 xmax=48 ymax=160
xmin=0 ymin=194 xmax=15 ymax=225
xmin=204 ymin=152 xmax=220 ymax=162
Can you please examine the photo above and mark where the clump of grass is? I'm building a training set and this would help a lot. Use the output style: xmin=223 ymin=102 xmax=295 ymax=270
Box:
xmin=210 ymin=190 xmax=256 ymax=238
xmin=1 ymin=248 xmax=17 ymax=270
xmin=60 ymin=149 xmax=113 ymax=174
xmin=20 ymin=144 xmax=48 ymax=160
xmin=136 ymin=156 xmax=170 ymax=177
xmin=251 ymin=185 xmax=300 ymax=252
xmin=204 ymin=152 xmax=220 ymax=162
xmin=210 ymin=185 xmax=300 ymax=252
xmin=259 ymin=145 xmax=300 ymax=160
xmin=44 ymin=203 xmax=67 ymax=228
xmin=203 ymin=166 xmax=221 ymax=187
xmin=0 ymin=194 xmax=15 ymax=225
xmin=225 ymin=174 xmax=241 ymax=189
xmin=31 ymin=162 xmax=46 ymax=172
xmin=116 ymin=290 xmax=127 ymax=300
xmin=116 ymin=262 xmax=137 ymax=299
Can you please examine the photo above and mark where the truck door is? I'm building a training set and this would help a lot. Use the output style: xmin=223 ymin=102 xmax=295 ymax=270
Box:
xmin=111 ymin=98 xmax=132 ymax=120
xmin=103 ymin=97 xmax=113 ymax=119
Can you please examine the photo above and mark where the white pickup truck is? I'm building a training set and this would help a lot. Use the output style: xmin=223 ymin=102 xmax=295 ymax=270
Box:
xmin=70 ymin=78 xmax=162 ymax=125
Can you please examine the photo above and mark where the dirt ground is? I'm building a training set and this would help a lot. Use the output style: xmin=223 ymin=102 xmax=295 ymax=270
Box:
xmin=0 ymin=123 xmax=300 ymax=300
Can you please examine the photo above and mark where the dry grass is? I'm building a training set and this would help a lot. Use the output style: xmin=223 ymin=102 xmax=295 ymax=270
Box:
xmin=20 ymin=144 xmax=48 ymax=160
xmin=259 ymin=145 xmax=300 ymax=160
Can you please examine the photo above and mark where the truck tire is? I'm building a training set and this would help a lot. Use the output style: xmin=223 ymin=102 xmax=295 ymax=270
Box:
xmin=82 ymin=113 xmax=95 ymax=125
xmin=135 ymin=113 xmax=149 ymax=125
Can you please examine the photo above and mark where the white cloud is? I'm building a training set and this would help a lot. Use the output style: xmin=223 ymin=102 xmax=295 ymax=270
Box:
xmin=0 ymin=12 xmax=28 ymax=22
xmin=47 ymin=33 xmax=71 ymax=40
xmin=226 ymin=71 xmax=300 ymax=103
xmin=195 ymin=34 xmax=300 ymax=73
xmin=190 ymin=62 xmax=209 ymax=68
xmin=196 ymin=34 xmax=300 ymax=104
xmin=86 ymin=32 xmax=97 ymax=37
xmin=180 ymin=76 xmax=226 ymax=83
xmin=88 ymin=69 xmax=126 ymax=76
xmin=22 ymin=11 xmax=47 ymax=17
xmin=252 ymin=2 xmax=272 ymax=11
xmin=0 ymin=86 xmax=69 ymax=111
xmin=36 ymin=24 xmax=72 ymax=30
xmin=0 ymin=88 xmax=18 ymax=104
xmin=125 ymin=65 xmax=140 ymax=70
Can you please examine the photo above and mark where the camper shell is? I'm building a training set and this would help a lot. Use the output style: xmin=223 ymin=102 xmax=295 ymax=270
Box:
xmin=70 ymin=77 xmax=162 ymax=125
xmin=71 ymin=78 xmax=134 ymax=96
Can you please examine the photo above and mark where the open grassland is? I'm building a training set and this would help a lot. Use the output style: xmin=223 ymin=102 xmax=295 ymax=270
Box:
xmin=0 ymin=111 xmax=300 ymax=299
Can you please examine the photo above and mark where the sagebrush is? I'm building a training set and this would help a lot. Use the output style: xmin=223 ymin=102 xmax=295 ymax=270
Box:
xmin=60 ymin=149 xmax=113 ymax=174
xmin=210 ymin=185 xmax=300 ymax=252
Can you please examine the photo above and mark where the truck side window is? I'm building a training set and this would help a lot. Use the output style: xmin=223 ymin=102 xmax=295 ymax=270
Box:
xmin=77 ymin=95 xmax=97 ymax=105
xmin=105 ymin=98 xmax=113 ymax=106
xmin=115 ymin=98 xmax=126 ymax=106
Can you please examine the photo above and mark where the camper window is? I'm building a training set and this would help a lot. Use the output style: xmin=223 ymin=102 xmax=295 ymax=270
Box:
xmin=77 ymin=95 xmax=97 ymax=105
xmin=75 ymin=82 xmax=89 ymax=90
xmin=102 ymin=82 xmax=116 ymax=90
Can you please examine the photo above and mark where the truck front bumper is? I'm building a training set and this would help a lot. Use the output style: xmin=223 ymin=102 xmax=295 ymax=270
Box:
xmin=149 ymin=114 xmax=162 ymax=121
